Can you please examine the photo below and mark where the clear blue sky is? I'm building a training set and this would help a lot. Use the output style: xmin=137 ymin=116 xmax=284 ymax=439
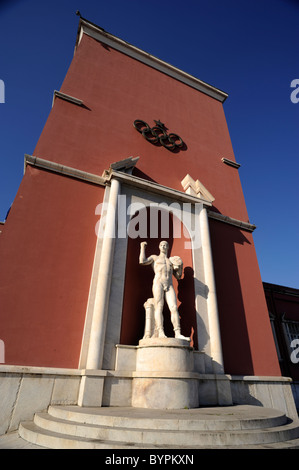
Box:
xmin=0 ymin=0 xmax=298 ymax=288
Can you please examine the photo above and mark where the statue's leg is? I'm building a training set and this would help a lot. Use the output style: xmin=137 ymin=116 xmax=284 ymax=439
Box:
xmin=165 ymin=287 xmax=180 ymax=333
xmin=153 ymin=282 xmax=166 ymax=338
xmin=166 ymin=287 xmax=189 ymax=340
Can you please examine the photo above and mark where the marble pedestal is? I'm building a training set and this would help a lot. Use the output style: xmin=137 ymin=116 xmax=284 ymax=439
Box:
xmin=131 ymin=338 xmax=199 ymax=409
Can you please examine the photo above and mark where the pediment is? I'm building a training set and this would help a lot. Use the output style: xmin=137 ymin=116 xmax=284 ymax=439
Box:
xmin=102 ymin=156 xmax=140 ymax=177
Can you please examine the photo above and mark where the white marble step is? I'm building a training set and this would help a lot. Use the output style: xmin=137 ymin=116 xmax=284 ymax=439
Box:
xmin=19 ymin=421 xmax=153 ymax=449
xmin=18 ymin=405 xmax=299 ymax=448
xmin=47 ymin=404 xmax=288 ymax=431
xmin=18 ymin=421 xmax=299 ymax=449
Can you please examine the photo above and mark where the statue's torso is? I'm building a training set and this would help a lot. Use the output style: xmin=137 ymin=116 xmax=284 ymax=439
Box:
xmin=153 ymin=256 xmax=173 ymax=290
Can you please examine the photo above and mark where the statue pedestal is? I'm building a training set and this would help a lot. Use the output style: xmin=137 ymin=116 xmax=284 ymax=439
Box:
xmin=136 ymin=337 xmax=193 ymax=372
xmin=131 ymin=338 xmax=200 ymax=409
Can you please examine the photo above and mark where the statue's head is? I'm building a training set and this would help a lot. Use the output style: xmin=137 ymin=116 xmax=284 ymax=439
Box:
xmin=159 ymin=240 xmax=169 ymax=254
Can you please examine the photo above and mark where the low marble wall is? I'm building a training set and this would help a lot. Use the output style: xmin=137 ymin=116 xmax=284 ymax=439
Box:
xmin=230 ymin=375 xmax=298 ymax=421
xmin=0 ymin=366 xmax=81 ymax=434
xmin=0 ymin=364 xmax=297 ymax=436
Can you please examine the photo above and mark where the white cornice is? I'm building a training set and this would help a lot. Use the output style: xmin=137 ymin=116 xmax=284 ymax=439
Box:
xmin=221 ymin=157 xmax=241 ymax=169
xmin=24 ymin=155 xmax=255 ymax=232
xmin=52 ymin=90 xmax=84 ymax=108
xmin=208 ymin=211 xmax=256 ymax=232
xmin=107 ymin=169 xmax=212 ymax=207
xmin=24 ymin=154 xmax=106 ymax=186
xmin=76 ymin=18 xmax=228 ymax=103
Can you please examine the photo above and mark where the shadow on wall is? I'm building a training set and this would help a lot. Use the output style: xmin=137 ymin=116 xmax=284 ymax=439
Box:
xmin=230 ymin=378 xmax=264 ymax=407
xmin=209 ymin=218 xmax=254 ymax=375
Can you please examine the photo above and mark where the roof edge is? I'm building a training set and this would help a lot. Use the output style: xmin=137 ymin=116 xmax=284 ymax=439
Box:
xmin=76 ymin=16 xmax=228 ymax=103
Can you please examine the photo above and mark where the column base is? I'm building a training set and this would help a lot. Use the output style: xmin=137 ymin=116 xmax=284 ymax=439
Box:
xmin=78 ymin=370 xmax=106 ymax=407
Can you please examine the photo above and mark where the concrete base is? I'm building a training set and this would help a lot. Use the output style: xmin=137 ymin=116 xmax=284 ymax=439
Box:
xmin=118 ymin=340 xmax=233 ymax=409
xmin=136 ymin=337 xmax=193 ymax=371
xmin=132 ymin=376 xmax=199 ymax=409
xmin=132 ymin=338 xmax=199 ymax=409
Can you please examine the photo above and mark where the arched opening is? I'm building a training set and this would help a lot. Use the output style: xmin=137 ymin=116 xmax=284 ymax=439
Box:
xmin=120 ymin=205 xmax=198 ymax=348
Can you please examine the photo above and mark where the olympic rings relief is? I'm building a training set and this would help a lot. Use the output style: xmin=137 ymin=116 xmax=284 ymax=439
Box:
xmin=133 ymin=119 xmax=184 ymax=151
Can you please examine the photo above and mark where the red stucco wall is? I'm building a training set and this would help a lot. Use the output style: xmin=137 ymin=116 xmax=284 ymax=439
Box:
xmin=0 ymin=30 xmax=281 ymax=375
xmin=210 ymin=219 xmax=281 ymax=375
xmin=0 ymin=166 xmax=104 ymax=367
xmin=34 ymin=34 xmax=248 ymax=222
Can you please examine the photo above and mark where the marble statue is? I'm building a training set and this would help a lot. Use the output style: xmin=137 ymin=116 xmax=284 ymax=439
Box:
xmin=139 ymin=241 xmax=189 ymax=340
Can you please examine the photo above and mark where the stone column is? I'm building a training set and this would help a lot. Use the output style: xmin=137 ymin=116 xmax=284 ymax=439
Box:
xmin=199 ymin=206 xmax=224 ymax=374
xmin=86 ymin=177 xmax=121 ymax=369
xmin=79 ymin=177 xmax=120 ymax=406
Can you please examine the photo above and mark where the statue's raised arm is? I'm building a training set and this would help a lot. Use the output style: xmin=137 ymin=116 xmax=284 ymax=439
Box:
xmin=139 ymin=241 xmax=157 ymax=266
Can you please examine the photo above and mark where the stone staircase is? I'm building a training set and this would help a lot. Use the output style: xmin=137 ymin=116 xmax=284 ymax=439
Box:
xmin=18 ymin=404 xmax=299 ymax=449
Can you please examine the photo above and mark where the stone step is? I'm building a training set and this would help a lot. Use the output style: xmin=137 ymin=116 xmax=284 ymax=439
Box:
xmin=33 ymin=413 xmax=299 ymax=446
xmin=19 ymin=422 xmax=151 ymax=449
xmin=18 ymin=405 xmax=299 ymax=448
xmin=18 ymin=421 xmax=299 ymax=449
xmin=47 ymin=405 xmax=288 ymax=431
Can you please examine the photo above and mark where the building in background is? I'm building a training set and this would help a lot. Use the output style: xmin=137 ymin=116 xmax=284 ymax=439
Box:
xmin=264 ymin=282 xmax=299 ymax=411
xmin=0 ymin=16 xmax=297 ymax=437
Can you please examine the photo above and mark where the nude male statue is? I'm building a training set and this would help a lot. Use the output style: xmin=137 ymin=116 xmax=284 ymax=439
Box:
xmin=139 ymin=241 xmax=189 ymax=340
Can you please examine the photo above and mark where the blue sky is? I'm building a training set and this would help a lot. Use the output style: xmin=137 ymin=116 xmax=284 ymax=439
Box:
xmin=0 ymin=0 xmax=298 ymax=288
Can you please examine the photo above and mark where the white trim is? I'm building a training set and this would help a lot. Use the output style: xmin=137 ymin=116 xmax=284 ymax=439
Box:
xmin=108 ymin=170 xmax=212 ymax=207
xmin=221 ymin=157 xmax=241 ymax=169
xmin=0 ymin=364 xmax=82 ymax=375
xmin=77 ymin=19 xmax=228 ymax=103
xmin=24 ymin=154 xmax=106 ymax=186
xmin=207 ymin=210 xmax=256 ymax=232
xmin=52 ymin=90 xmax=83 ymax=108
xmin=230 ymin=375 xmax=292 ymax=383
xmin=24 ymin=154 xmax=256 ymax=232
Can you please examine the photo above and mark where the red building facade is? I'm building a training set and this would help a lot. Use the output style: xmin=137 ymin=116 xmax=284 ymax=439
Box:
xmin=0 ymin=16 xmax=297 ymax=430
